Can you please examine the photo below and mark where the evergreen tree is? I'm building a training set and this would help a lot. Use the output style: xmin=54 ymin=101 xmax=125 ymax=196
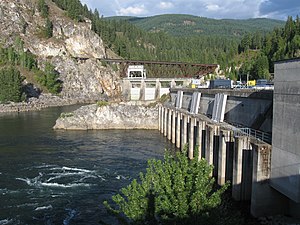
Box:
xmin=35 ymin=62 xmax=61 ymax=94
xmin=45 ymin=18 xmax=53 ymax=38
xmin=254 ymin=54 xmax=269 ymax=79
xmin=284 ymin=16 xmax=295 ymax=42
xmin=291 ymin=34 xmax=300 ymax=57
xmin=0 ymin=67 xmax=23 ymax=103
xmin=37 ymin=0 xmax=49 ymax=18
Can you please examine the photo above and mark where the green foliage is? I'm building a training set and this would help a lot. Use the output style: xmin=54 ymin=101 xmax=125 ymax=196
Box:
xmin=37 ymin=18 xmax=53 ymax=39
xmin=51 ymin=0 xmax=297 ymax=79
xmin=109 ymin=15 xmax=284 ymax=38
xmin=0 ymin=67 xmax=23 ymax=103
xmin=159 ymin=93 xmax=170 ymax=103
xmin=253 ymin=54 xmax=270 ymax=79
xmin=0 ymin=42 xmax=38 ymax=70
xmin=36 ymin=0 xmax=53 ymax=39
xmin=96 ymin=100 xmax=109 ymax=107
xmin=45 ymin=18 xmax=53 ymax=38
xmin=239 ymin=15 xmax=300 ymax=74
xmin=37 ymin=0 xmax=49 ymax=18
xmin=51 ymin=0 xmax=85 ymax=21
xmin=35 ymin=62 xmax=62 ymax=94
xmin=59 ymin=112 xmax=74 ymax=118
xmin=0 ymin=39 xmax=61 ymax=100
xmin=104 ymin=149 xmax=229 ymax=224
xmin=50 ymin=0 xmax=237 ymax=73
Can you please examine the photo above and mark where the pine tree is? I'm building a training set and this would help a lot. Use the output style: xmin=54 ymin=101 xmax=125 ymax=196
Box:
xmin=254 ymin=54 xmax=269 ymax=79
xmin=0 ymin=67 xmax=23 ymax=103
xmin=37 ymin=0 xmax=49 ymax=18
xmin=35 ymin=62 xmax=61 ymax=94
xmin=45 ymin=18 xmax=53 ymax=38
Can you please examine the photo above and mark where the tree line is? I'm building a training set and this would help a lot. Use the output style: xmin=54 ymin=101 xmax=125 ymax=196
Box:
xmin=51 ymin=0 xmax=238 ymax=73
xmin=50 ymin=0 xmax=299 ymax=81
xmin=237 ymin=16 xmax=300 ymax=80
xmin=0 ymin=38 xmax=61 ymax=103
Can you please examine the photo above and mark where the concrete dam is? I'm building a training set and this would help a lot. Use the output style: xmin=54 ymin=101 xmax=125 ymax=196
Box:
xmin=157 ymin=58 xmax=300 ymax=218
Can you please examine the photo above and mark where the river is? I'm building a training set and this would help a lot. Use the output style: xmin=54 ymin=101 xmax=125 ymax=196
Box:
xmin=0 ymin=106 xmax=173 ymax=225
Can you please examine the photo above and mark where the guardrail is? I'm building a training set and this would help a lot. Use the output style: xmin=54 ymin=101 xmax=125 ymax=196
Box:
xmin=233 ymin=127 xmax=272 ymax=144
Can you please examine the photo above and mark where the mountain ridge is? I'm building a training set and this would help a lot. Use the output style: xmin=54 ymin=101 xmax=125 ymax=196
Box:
xmin=106 ymin=14 xmax=285 ymax=38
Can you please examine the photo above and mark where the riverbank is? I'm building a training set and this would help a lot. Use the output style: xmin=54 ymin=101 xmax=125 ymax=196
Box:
xmin=0 ymin=94 xmax=96 ymax=113
xmin=53 ymin=102 xmax=159 ymax=130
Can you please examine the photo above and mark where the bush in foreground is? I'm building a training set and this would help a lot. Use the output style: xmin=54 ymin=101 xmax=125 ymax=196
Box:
xmin=104 ymin=149 xmax=229 ymax=225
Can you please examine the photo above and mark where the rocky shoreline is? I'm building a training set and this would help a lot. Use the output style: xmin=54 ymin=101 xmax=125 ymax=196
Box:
xmin=0 ymin=94 xmax=95 ymax=113
xmin=53 ymin=102 xmax=159 ymax=130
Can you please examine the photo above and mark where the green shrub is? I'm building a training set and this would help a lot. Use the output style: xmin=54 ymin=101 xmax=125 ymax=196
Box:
xmin=37 ymin=0 xmax=49 ymax=18
xmin=59 ymin=112 xmax=74 ymax=118
xmin=159 ymin=93 xmax=170 ymax=103
xmin=35 ymin=62 xmax=62 ymax=94
xmin=96 ymin=100 xmax=109 ymax=107
xmin=104 ymin=149 xmax=229 ymax=225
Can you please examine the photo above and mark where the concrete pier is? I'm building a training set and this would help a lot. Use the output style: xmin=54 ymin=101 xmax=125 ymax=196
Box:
xmin=196 ymin=120 xmax=206 ymax=160
xmin=181 ymin=114 xmax=188 ymax=151
xmin=218 ymin=129 xmax=232 ymax=185
xmin=176 ymin=112 xmax=181 ymax=149
xmin=251 ymin=142 xmax=288 ymax=217
xmin=164 ymin=108 xmax=168 ymax=137
xmin=160 ymin=106 xmax=164 ymax=134
xmin=205 ymin=124 xmax=215 ymax=166
xmin=232 ymin=136 xmax=252 ymax=201
xmin=168 ymin=108 xmax=172 ymax=140
xmin=188 ymin=117 xmax=195 ymax=159
xmin=171 ymin=110 xmax=176 ymax=144
xmin=158 ymin=106 xmax=161 ymax=132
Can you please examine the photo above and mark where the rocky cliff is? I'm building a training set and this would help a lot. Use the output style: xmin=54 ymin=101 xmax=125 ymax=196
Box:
xmin=53 ymin=102 xmax=159 ymax=130
xmin=0 ymin=0 xmax=121 ymax=101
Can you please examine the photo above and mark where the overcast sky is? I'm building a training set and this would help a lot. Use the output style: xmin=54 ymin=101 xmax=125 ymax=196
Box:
xmin=80 ymin=0 xmax=299 ymax=20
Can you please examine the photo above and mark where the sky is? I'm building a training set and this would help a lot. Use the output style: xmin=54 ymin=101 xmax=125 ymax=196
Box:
xmin=80 ymin=0 xmax=300 ymax=21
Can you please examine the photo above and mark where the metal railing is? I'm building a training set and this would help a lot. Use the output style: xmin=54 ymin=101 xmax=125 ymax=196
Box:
xmin=233 ymin=127 xmax=272 ymax=144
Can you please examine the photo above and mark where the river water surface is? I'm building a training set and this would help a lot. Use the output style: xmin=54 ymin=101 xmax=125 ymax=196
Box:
xmin=0 ymin=106 xmax=172 ymax=224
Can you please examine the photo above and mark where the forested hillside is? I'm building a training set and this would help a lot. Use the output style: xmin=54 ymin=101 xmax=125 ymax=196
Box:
xmin=50 ymin=0 xmax=298 ymax=81
xmin=51 ymin=0 xmax=238 ymax=68
xmin=1 ymin=0 xmax=295 ymax=103
xmin=107 ymin=15 xmax=284 ymax=38
xmin=237 ymin=16 xmax=300 ymax=80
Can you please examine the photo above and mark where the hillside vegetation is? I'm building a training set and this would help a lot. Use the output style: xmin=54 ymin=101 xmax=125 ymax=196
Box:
xmin=49 ymin=0 xmax=300 ymax=82
xmin=1 ymin=0 xmax=297 ymax=103
xmin=107 ymin=14 xmax=284 ymax=38
xmin=237 ymin=16 xmax=300 ymax=80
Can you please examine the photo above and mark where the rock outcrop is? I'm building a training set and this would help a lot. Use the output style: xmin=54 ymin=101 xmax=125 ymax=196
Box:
xmin=0 ymin=94 xmax=81 ymax=113
xmin=0 ymin=0 xmax=121 ymax=101
xmin=53 ymin=102 xmax=159 ymax=130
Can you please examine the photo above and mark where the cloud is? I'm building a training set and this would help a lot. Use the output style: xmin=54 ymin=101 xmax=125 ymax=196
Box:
xmin=79 ymin=0 xmax=296 ymax=20
xmin=259 ymin=0 xmax=300 ymax=20
xmin=117 ymin=5 xmax=147 ymax=16
xmin=158 ymin=2 xmax=174 ymax=10
xmin=205 ymin=4 xmax=220 ymax=12
xmin=80 ymin=0 xmax=117 ymax=16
